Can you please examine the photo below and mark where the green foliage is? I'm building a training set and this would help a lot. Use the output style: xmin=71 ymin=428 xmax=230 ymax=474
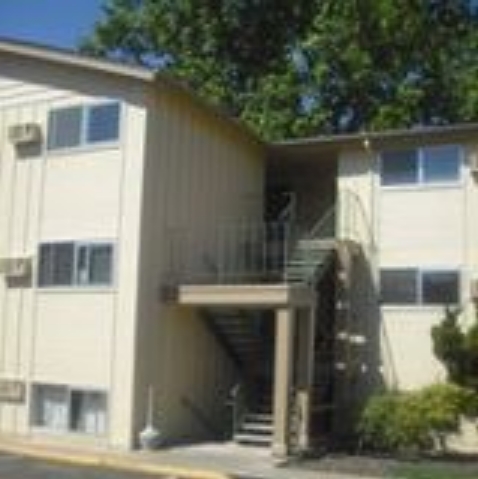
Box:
xmin=432 ymin=308 xmax=478 ymax=392
xmin=81 ymin=1 xmax=478 ymax=140
xmin=358 ymin=384 xmax=478 ymax=453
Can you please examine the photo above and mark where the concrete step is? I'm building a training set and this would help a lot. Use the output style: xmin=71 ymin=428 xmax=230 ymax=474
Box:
xmin=240 ymin=422 xmax=273 ymax=434
xmin=243 ymin=413 xmax=273 ymax=423
xmin=234 ymin=432 xmax=272 ymax=446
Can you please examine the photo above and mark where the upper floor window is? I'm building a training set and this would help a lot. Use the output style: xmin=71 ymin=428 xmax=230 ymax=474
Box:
xmin=38 ymin=241 xmax=114 ymax=288
xmin=380 ymin=145 xmax=461 ymax=186
xmin=380 ymin=268 xmax=460 ymax=306
xmin=47 ymin=102 xmax=120 ymax=151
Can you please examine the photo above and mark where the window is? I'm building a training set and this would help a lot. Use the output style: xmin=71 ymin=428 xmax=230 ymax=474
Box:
xmin=69 ymin=390 xmax=107 ymax=434
xmin=380 ymin=268 xmax=460 ymax=305
xmin=422 ymin=145 xmax=460 ymax=183
xmin=87 ymin=103 xmax=120 ymax=144
xmin=380 ymin=269 xmax=418 ymax=304
xmin=38 ymin=242 xmax=114 ymax=288
xmin=47 ymin=102 xmax=120 ymax=151
xmin=31 ymin=384 xmax=107 ymax=435
xmin=381 ymin=150 xmax=418 ymax=186
xmin=380 ymin=145 xmax=461 ymax=186
xmin=47 ymin=107 xmax=82 ymax=150
xmin=422 ymin=271 xmax=459 ymax=305
xmin=32 ymin=384 xmax=68 ymax=431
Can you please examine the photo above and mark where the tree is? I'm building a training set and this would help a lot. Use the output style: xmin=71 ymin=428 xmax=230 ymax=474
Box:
xmin=81 ymin=0 xmax=478 ymax=140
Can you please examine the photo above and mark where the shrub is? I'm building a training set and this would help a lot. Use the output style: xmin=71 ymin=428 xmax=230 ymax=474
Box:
xmin=431 ymin=307 xmax=478 ymax=392
xmin=358 ymin=383 xmax=478 ymax=453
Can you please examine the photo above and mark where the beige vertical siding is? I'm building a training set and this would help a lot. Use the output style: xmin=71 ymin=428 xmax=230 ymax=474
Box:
xmin=338 ymin=142 xmax=478 ymax=393
xmin=131 ymin=87 xmax=264 ymax=443
xmin=0 ymin=56 xmax=149 ymax=449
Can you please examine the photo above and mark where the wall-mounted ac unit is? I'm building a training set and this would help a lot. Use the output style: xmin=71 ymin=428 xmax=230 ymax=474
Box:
xmin=471 ymin=279 xmax=478 ymax=301
xmin=0 ymin=258 xmax=31 ymax=278
xmin=8 ymin=123 xmax=42 ymax=146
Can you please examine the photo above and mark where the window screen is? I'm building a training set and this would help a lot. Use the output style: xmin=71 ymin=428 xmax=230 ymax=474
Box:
xmin=381 ymin=150 xmax=418 ymax=186
xmin=422 ymin=271 xmax=459 ymax=305
xmin=47 ymin=106 xmax=82 ymax=150
xmin=38 ymin=243 xmax=74 ymax=286
xmin=88 ymin=244 xmax=113 ymax=285
xmin=32 ymin=384 xmax=68 ymax=430
xmin=87 ymin=103 xmax=120 ymax=144
xmin=380 ymin=269 xmax=418 ymax=304
xmin=70 ymin=390 xmax=107 ymax=435
xmin=422 ymin=145 xmax=460 ymax=183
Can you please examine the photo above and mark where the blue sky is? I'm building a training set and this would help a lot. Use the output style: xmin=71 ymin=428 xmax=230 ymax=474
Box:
xmin=0 ymin=0 xmax=104 ymax=50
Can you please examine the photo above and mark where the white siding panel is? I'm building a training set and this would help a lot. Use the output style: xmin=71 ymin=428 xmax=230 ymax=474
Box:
xmin=380 ymin=188 xmax=464 ymax=266
xmin=33 ymin=293 xmax=114 ymax=387
xmin=41 ymin=151 xmax=122 ymax=240
xmin=0 ymin=63 xmax=149 ymax=448
xmin=381 ymin=310 xmax=446 ymax=390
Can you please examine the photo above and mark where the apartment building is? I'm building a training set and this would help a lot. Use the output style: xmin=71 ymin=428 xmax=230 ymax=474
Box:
xmin=0 ymin=38 xmax=477 ymax=456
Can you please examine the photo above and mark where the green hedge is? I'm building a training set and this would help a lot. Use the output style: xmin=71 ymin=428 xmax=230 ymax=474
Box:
xmin=358 ymin=383 xmax=478 ymax=453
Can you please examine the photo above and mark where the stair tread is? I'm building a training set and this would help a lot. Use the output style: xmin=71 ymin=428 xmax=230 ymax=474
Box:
xmin=244 ymin=413 xmax=273 ymax=422
xmin=240 ymin=422 xmax=273 ymax=433
xmin=234 ymin=433 xmax=272 ymax=445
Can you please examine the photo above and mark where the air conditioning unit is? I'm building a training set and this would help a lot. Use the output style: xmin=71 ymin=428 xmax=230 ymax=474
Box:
xmin=8 ymin=123 xmax=42 ymax=146
xmin=0 ymin=258 xmax=31 ymax=278
xmin=471 ymin=279 xmax=478 ymax=301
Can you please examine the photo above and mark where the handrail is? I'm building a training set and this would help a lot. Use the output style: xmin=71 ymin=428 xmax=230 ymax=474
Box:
xmin=277 ymin=192 xmax=297 ymax=224
xmin=306 ymin=188 xmax=377 ymax=255
xmin=229 ymin=382 xmax=247 ymax=436
xmin=180 ymin=395 xmax=222 ymax=438
xmin=338 ymin=188 xmax=378 ymax=254
xmin=307 ymin=204 xmax=336 ymax=240
xmin=164 ymin=188 xmax=377 ymax=286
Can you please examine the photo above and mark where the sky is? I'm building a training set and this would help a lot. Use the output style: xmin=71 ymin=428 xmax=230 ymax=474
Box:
xmin=0 ymin=0 xmax=104 ymax=50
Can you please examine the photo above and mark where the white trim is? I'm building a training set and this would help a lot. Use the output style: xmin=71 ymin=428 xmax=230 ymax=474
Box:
xmin=0 ymin=39 xmax=154 ymax=82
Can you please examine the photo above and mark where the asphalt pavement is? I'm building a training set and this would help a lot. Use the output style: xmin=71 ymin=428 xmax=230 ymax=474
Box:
xmin=0 ymin=452 xmax=162 ymax=479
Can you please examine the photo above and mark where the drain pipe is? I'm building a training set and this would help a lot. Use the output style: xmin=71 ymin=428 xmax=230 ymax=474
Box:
xmin=139 ymin=385 xmax=163 ymax=449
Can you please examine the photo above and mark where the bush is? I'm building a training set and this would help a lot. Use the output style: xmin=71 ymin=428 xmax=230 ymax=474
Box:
xmin=358 ymin=383 xmax=478 ymax=453
xmin=432 ymin=307 xmax=478 ymax=392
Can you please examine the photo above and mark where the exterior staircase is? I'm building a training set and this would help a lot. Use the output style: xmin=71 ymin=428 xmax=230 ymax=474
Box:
xmin=211 ymin=311 xmax=262 ymax=368
xmin=285 ymin=238 xmax=336 ymax=284
xmin=234 ymin=411 xmax=273 ymax=446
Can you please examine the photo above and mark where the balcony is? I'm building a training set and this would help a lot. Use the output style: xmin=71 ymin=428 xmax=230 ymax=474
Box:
xmin=166 ymin=221 xmax=298 ymax=286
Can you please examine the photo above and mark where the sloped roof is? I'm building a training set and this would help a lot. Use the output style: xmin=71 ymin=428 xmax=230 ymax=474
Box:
xmin=270 ymin=123 xmax=478 ymax=159
xmin=0 ymin=37 xmax=262 ymax=148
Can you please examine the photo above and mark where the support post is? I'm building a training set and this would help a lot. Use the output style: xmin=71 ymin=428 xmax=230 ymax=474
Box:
xmin=272 ymin=307 xmax=295 ymax=458
xmin=295 ymin=305 xmax=317 ymax=452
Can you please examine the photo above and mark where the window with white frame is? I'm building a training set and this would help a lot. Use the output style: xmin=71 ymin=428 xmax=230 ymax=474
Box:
xmin=47 ymin=102 xmax=120 ymax=151
xmin=380 ymin=268 xmax=460 ymax=305
xmin=31 ymin=384 xmax=107 ymax=435
xmin=380 ymin=145 xmax=461 ymax=186
xmin=38 ymin=242 xmax=114 ymax=287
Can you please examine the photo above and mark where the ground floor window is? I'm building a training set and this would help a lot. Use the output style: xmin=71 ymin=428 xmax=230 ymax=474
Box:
xmin=380 ymin=268 xmax=460 ymax=306
xmin=31 ymin=384 xmax=107 ymax=435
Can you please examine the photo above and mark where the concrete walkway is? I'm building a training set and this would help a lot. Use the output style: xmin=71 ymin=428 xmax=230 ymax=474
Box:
xmin=0 ymin=436 xmax=384 ymax=479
